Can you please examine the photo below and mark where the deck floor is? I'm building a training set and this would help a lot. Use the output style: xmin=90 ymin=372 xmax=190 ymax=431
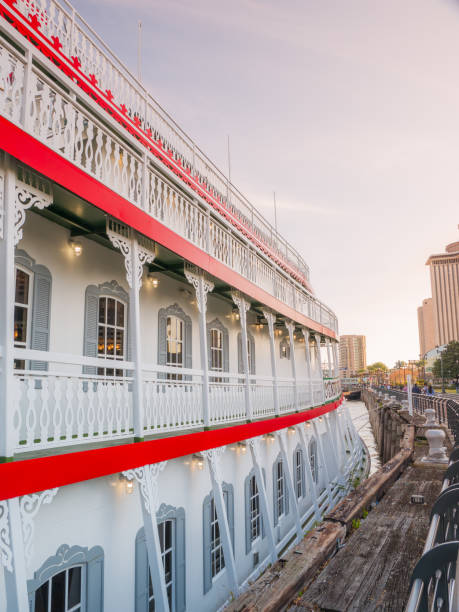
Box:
xmin=290 ymin=452 xmax=445 ymax=612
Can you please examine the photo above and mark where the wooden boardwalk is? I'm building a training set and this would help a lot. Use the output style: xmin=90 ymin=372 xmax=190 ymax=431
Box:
xmin=290 ymin=456 xmax=445 ymax=612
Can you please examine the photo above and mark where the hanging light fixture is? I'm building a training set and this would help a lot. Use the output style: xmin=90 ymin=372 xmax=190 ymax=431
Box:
xmin=68 ymin=239 xmax=83 ymax=257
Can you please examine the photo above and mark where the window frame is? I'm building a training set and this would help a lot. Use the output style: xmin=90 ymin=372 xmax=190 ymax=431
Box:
xmin=96 ymin=294 xmax=127 ymax=377
xmin=14 ymin=265 xmax=33 ymax=369
xmin=294 ymin=447 xmax=305 ymax=500
xmin=34 ymin=564 xmax=86 ymax=612
xmin=203 ymin=483 xmax=234 ymax=594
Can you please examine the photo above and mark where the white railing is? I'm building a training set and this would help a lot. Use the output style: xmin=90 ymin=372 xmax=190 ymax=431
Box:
xmin=0 ymin=0 xmax=310 ymax=285
xmin=10 ymin=349 xmax=341 ymax=452
xmin=0 ymin=21 xmax=339 ymax=334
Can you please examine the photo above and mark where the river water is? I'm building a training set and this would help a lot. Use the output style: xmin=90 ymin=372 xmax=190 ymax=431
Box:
xmin=347 ymin=399 xmax=381 ymax=475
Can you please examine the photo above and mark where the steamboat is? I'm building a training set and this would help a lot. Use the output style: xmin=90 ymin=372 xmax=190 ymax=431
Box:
xmin=0 ymin=2 xmax=365 ymax=610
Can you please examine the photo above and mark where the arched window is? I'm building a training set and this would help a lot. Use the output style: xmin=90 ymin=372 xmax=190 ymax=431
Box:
xmin=83 ymin=281 xmax=129 ymax=376
xmin=272 ymin=455 xmax=289 ymax=525
xmin=279 ymin=337 xmax=290 ymax=360
xmin=135 ymin=505 xmax=186 ymax=612
xmin=309 ymin=437 xmax=319 ymax=484
xmin=244 ymin=468 xmax=266 ymax=554
xmin=158 ymin=304 xmax=192 ymax=380
xmin=237 ymin=331 xmax=255 ymax=375
xmin=27 ymin=544 xmax=104 ymax=612
xmin=294 ymin=446 xmax=306 ymax=499
xmin=14 ymin=250 xmax=52 ymax=371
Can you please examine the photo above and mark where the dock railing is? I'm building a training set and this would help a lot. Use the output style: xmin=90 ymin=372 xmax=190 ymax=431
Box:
xmin=405 ymin=446 xmax=459 ymax=612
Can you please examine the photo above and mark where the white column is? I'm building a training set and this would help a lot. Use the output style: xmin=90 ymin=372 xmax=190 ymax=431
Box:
xmin=324 ymin=412 xmax=345 ymax=485
xmin=262 ymin=309 xmax=280 ymax=416
xmin=248 ymin=438 xmax=277 ymax=563
xmin=314 ymin=333 xmax=325 ymax=403
xmin=185 ymin=267 xmax=214 ymax=429
xmin=285 ymin=321 xmax=298 ymax=412
xmin=0 ymin=155 xmax=16 ymax=460
xmin=302 ymin=329 xmax=314 ymax=407
xmin=123 ymin=463 xmax=170 ymax=612
xmin=107 ymin=222 xmax=155 ymax=441
xmin=326 ymin=338 xmax=333 ymax=378
xmin=3 ymin=498 xmax=29 ymax=611
xmin=232 ymin=292 xmax=252 ymax=421
xmin=295 ymin=425 xmax=321 ymax=521
xmin=276 ymin=430 xmax=303 ymax=542
xmin=203 ymin=448 xmax=239 ymax=597
xmin=333 ymin=342 xmax=339 ymax=378
xmin=312 ymin=420 xmax=333 ymax=508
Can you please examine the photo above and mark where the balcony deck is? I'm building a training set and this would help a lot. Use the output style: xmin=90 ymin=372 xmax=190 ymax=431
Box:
xmin=0 ymin=6 xmax=339 ymax=334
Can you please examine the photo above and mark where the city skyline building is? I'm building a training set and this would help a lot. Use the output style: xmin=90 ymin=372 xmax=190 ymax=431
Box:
xmin=419 ymin=233 xmax=459 ymax=355
xmin=417 ymin=297 xmax=436 ymax=357
xmin=339 ymin=335 xmax=367 ymax=377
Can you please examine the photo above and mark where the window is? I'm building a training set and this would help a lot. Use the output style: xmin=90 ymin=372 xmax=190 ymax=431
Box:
xmin=203 ymin=484 xmax=234 ymax=593
xmin=280 ymin=338 xmax=290 ymax=360
xmin=309 ymin=438 xmax=319 ymax=484
xmin=276 ymin=460 xmax=285 ymax=519
xmin=14 ymin=251 xmax=52 ymax=371
xmin=28 ymin=544 xmax=104 ymax=612
xmin=166 ymin=315 xmax=183 ymax=380
xmin=273 ymin=456 xmax=289 ymax=526
xmin=158 ymin=304 xmax=192 ymax=379
xmin=135 ymin=506 xmax=186 ymax=612
xmin=210 ymin=498 xmax=225 ymax=578
xmin=147 ymin=520 xmax=175 ymax=611
xmin=34 ymin=566 xmax=83 ymax=612
xmin=249 ymin=475 xmax=261 ymax=543
xmin=97 ymin=296 xmax=126 ymax=376
xmin=210 ymin=328 xmax=223 ymax=372
xmin=14 ymin=266 xmax=32 ymax=369
xmin=294 ymin=448 xmax=305 ymax=499
xmin=237 ymin=332 xmax=255 ymax=375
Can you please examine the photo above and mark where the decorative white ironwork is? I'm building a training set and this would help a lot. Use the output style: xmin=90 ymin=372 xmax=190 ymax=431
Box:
xmin=0 ymin=500 xmax=13 ymax=572
xmin=231 ymin=291 xmax=251 ymax=315
xmin=14 ymin=186 xmax=53 ymax=246
xmin=262 ymin=309 xmax=276 ymax=337
xmin=20 ymin=488 xmax=59 ymax=565
xmin=184 ymin=265 xmax=214 ymax=313
xmin=248 ymin=436 xmax=263 ymax=464
xmin=106 ymin=218 xmax=155 ymax=288
xmin=122 ymin=462 xmax=167 ymax=515
xmin=201 ymin=446 xmax=226 ymax=485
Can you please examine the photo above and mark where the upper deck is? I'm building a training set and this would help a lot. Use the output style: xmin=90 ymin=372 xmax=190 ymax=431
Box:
xmin=0 ymin=0 xmax=338 ymax=334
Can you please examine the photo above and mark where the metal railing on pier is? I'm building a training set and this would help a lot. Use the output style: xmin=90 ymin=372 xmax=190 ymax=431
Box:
xmin=405 ymin=446 xmax=459 ymax=612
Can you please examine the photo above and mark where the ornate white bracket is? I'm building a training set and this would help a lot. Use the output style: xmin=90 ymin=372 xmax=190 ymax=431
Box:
xmin=248 ymin=436 xmax=263 ymax=465
xmin=107 ymin=217 xmax=156 ymax=289
xmin=201 ymin=446 xmax=226 ymax=485
xmin=122 ymin=462 xmax=167 ymax=515
xmin=285 ymin=320 xmax=295 ymax=336
xmin=20 ymin=488 xmax=58 ymax=566
xmin=0 ymin=500 xmax=12 ymax=572
xmin=231 ymin=291 xmax=251 ymax=316
xmin=262 ymin=309 xmax=276 ymax=338
xmin=184 ymin=264 xmax=214 ymax=313
xmin=14 ymin=185 xmax=53 ymax=246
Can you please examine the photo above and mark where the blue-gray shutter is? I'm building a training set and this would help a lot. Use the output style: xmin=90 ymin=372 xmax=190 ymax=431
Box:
xmin=301 ymin=450 xmax=306 ymax=498
xmin=135 ymin=529 xmax=149 ymax=612
xmin=248 ymin=332 xmax=255 ymax=375
xmin=237 ymin=333 xmax=243 ymax=374
xmin=83 ymin=285 xmax=99 ymax=375
xmin=87 ymin=548 xmax=104 ymax=612
xmin=175 ymin=508 xmax=186 ymax=612
xmin=207 ymin=326 xmax=212 ymax=370
xmin=285 ymin=461 xmax=289 ymax=516
xmin=244 ymin=474 xmax=251 ymax=554
xmin=184 ymin=317 xmax=192 ymax=371
xmin=273 ymin=460 xmax=279 ymax=526
xmin=202 ymin=493 xmax=212 ymax=594
xmin=30 ymin=265 xmax=52 ymax=371
xmin=223 ymin=329 xmax=229 ymax=373
xmin=261 ymin=468 xmax=266 ymax=539
xmin=158 ymin=308 xmax=167 ymax=380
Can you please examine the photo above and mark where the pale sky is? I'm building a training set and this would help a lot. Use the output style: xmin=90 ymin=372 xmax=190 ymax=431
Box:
xmin=72 ymin=0 xmax=459 ymax=367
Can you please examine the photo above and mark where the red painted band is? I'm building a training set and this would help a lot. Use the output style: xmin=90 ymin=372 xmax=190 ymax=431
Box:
xmin=0 ymin=116 xmax=336 ymax=339
xmin=0 ymin=398 xmax=342 ymax=501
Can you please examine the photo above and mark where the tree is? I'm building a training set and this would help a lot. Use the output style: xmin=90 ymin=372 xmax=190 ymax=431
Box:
xmin=367 ymin=362 xmax=388 ymax=372
xmin=433 ymin=342 xmax=459 ymax=380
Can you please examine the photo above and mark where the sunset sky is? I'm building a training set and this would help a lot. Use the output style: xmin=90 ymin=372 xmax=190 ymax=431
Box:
xmin=72 ymin=0 xmax=459 ymax=367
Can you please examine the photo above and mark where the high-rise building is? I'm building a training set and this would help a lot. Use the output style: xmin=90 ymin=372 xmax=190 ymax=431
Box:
xmin=339 ymin=335 xmax=367 ymax=376
xmin=422 ymin=237 xmax=459 ymax=349
xmin=417 ymin=297 xmax=436 ymax=356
